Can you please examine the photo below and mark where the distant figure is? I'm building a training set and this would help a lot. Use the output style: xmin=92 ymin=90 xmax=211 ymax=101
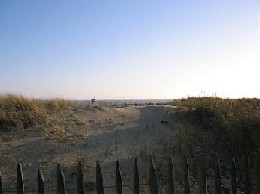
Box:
xmin=91 ymin=97 xmax=96 ymax=105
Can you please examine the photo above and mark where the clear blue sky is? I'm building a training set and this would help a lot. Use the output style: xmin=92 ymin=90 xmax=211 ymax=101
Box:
xmin=1 ymin=0 xmax=259 ymax=99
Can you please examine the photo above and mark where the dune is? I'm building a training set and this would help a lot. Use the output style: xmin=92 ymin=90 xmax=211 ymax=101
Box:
xmin=0 ymin=105 xmax=178 ymax=193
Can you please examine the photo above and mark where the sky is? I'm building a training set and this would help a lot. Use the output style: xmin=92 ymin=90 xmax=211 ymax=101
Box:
xmin=1 ymin=0 xmax=259 ymax=99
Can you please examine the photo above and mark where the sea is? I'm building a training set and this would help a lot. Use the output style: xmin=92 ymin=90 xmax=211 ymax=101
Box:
xmin=73 ymin=99 xmax=172 ymax=106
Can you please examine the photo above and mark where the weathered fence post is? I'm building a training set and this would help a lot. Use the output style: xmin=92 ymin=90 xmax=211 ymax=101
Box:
xmin=0 ymin=172 xmax=3 ymax=194
xmin=116 ymin=161 xmax=122 ymax=194
xmin=38 ymin=168 xmax=44 ymax=194
xmin=77 ymin=162 xmax=84 ymax=194
xmin=214 ymin=158 xmax=221 ymax=194
xmin=244 ymin=152 xmax=251 ymax=194
xmin=96 ymin=161 xmax=104 ymax=194
xmin=134 ymin=158 xmax=140 ymax=194
xmin=183 ymin=155 xmax=190 ymax=194
xmin=149 ymin=159 xmax=158 ymax=194
xmin=256 ymin=152 xmax=260 ymax=194
xmin=168 ymin=157 xmax=175 ymax=194
xmin=198 ymin=155 xmax=206 ymax=194
xmin=231 ymin=155 xmax=236 ymax=194
xmin=57 ymin=164 xmax=66 ymax=194
xmin=17 ymin=163 xmax=24 ymax=194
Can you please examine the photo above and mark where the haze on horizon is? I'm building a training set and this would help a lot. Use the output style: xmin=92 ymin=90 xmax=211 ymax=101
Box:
xmin=1 ymin=0 xmax=259 ymax=100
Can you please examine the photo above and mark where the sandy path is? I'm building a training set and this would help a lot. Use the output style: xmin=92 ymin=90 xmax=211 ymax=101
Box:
xmin=0 ymin=105 xmax=177 ymax=193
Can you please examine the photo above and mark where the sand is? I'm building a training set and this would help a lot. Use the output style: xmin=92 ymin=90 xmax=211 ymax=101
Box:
xmin=0 ymin=105 xmax=180 ymax=193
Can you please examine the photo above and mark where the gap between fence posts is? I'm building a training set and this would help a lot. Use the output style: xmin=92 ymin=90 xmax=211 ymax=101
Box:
xmin=96 ymin=161 xmax=104 ymax=194
xmin=116 ymin=161 xmax=122 ymax=194
xmin=38 ymin=168 xmax=44 ymax=194
xmin=17 ymin=163 xmax=24 ymax=194
xmin=256 ymin=152 xmax=260 ymax=194
xmin=231 ymin=155 xmax=237 ymax=194
xmin=57 ymin=164 xmax=66 ymax=194
xmin=198 ymin=155 xmax=206 ymax=194
xmin=244 ymin=152 xmax=251 ymax=194
xmin=77 ymin=162 xmax=84 ymax=194
xmin=134 ymin=158 xmax=140 ymax=194
xmin=149 ymin=159 xmax=158 ymax=194
xmin=214 ymin=158 xmax=221 ymax=194
xmin=183 ymin=155 xmax=190 ymax=194
xmin=0 ymin=172 xmax=3 ymax=194
xmin=167 ymin=157 xmax=175 ymax=194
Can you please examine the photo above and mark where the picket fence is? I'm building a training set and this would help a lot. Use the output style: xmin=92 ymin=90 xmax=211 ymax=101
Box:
xmin=0 ymin=153 xmax=259 ymax=194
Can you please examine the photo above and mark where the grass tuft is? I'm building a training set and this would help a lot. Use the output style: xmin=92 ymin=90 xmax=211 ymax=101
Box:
xmin=0 ymin=94 xmax=72 ymax=132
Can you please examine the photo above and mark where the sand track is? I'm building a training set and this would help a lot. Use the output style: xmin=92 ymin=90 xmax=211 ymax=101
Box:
xmin=0 ymin=105 xmax=177 ymax=192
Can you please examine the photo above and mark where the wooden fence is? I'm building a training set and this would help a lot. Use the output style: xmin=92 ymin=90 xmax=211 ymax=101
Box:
xmin=0 ymin=153 xmax=259 ymax=194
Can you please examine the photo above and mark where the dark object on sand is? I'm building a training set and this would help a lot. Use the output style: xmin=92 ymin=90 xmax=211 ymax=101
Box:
xmin=161 ymin=120 xmax=168 ymax=124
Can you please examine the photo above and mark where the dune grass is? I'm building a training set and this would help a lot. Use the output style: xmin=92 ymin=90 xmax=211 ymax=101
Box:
xmin=0 ymin=94 xmax=72 ymax=132
xmin=171 ymin=97 xmax=260 ymax=157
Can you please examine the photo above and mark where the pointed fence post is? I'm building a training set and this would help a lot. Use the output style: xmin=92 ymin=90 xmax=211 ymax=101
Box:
xmin=231 ymin=155 xmax=237 ymax=194
xmin=244 ymin=152 xmax=251 ymax=194
xmin=0 ymin=172 xmax=3 ymax=194
xmin=38 ymin=168 xmax=44 ymax=194
xmin=57 ymin=164 xmax=66 ymax=194
xmin=149 ymin=159 xmax=158 ymax=194
xmin=183 ymin=155 xmax=190 ymax=194
xmin=134 ymin=158 xmax=140 ymax=194
xmin=198 ymin=155 xmax=206 ymax=194
xmin=168 ymin=157 xmax=175 ymax=194
xmin=116 ymin=161 xmax=122 ymax=194
xmin=96 ymin=161 xmax=104 ymax=194
xmin=77 ymin=162 xmax=84 ymax=194
xmin=17 ymin=163 xmax=24 ymax=194
xmin=214 ymin=158 xmax=221 ymax=194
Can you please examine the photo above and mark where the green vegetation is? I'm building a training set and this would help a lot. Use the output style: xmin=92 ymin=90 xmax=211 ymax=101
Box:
xmin=171 ymin=97 xmax=260 ymax=158
xmin=0 ymin=94 xmax=72 ymax=132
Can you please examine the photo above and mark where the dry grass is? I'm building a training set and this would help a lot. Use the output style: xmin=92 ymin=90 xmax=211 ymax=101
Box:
xmin=0 ymin=94 xmax=73 ymax=132
xmin=171 ymin=97 xmax=260 ymax=158
xmin=170 ymin=97 xmax=260 ymax=192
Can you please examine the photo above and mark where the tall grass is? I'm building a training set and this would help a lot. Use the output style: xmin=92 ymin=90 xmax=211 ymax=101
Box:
xmin=171 ymin=97 xmax=260 ymax=156
xmin=0 ymin=94 xmax=72 ymax=131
